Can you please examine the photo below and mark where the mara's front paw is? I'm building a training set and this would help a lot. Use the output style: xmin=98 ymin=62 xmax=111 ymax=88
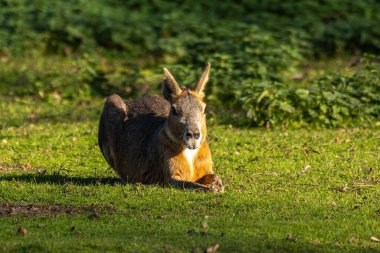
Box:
xmin=209 ymin=176 xmax=224 ymax=194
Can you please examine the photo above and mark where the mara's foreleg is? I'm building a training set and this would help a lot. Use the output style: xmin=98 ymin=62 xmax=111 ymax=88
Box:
xmin=191 ymin=142 xmax=224 ymax=193
xmin=168 ymin=175 xmax=224 ymax=193
xmin=169 ymin=178 xmax=210 ymax=191
xmin=196 ymin=174 xmax=224 ymax=193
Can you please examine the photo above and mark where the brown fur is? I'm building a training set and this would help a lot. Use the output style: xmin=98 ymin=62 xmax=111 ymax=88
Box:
xmin=98 ymin=64 xmax=224 ymax=193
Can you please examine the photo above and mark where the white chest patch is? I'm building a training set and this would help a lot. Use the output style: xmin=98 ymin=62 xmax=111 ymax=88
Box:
xmin=184 ymin=148 xmax=198 ymax=178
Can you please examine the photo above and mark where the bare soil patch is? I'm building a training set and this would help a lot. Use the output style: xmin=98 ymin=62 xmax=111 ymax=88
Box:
xmin=0 ymin=203 xmax=117 ymax=217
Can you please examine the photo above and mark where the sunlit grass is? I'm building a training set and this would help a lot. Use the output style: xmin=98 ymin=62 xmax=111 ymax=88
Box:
xmin=0 ymin=98 xmax=379 ymax=252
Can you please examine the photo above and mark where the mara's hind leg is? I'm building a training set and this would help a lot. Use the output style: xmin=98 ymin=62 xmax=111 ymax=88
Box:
xmin=98 ymin=94 xmax=128 ymax=183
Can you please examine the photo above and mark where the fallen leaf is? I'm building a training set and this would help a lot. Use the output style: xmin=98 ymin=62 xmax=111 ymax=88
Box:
xmin=38 ymin=91 xmax=44 ymax=98
xmin=206 ymin=243 xmax=220 ymax=253
xmin=37 ymin=169 xmax=47 ymax=176
xmin=0 ymin=55 xmax=8 ymax=62
xmin=265 ymin=120 xmax=270 ymax=130
xmin=336 ymin=183 xmax=349 ymax=192
xmin=51 ymin=91 xmax=62 ymax=102
xmin=301 ymin=165 xmax=311 ymax=174
xmin=286 ymin=234 xmax=296 ymax=242
xmin=371 ymin=236 xmax=379 ymax=242
xmin=18 ymin=227 xmax=28 ymax=235
xmin=201 ymin=222 xmax=209 ymax=228
xmin=342 ymin=183 xmax=349 ymax=192
xmin=348 ymin=236 xmax=358 ymax=244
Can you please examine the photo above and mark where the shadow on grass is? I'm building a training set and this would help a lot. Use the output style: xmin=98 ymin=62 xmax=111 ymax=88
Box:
xmin=0 ymin=174 xmax=122 ymax=186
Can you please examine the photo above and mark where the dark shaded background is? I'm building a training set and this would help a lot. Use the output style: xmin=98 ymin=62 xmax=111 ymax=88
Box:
xmin=0 ymin=0 xmax=379 ymax=127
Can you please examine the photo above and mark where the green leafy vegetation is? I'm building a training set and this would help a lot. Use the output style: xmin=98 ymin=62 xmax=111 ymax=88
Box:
xmin=1 ymin=0 xmax=379 ymax=55
xmin=237 ymin=56 xmax=380 ymax=127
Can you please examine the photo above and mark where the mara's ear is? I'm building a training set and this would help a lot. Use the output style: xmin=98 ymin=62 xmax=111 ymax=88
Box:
xmin=193 ymin=63 xmax=211 ymax=96
xmin=163 ymin=68 xmax=181 ymax=103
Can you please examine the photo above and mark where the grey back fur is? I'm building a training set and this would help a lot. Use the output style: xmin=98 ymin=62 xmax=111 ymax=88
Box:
xmin=98 ymin=94 xmax=171 ymax=184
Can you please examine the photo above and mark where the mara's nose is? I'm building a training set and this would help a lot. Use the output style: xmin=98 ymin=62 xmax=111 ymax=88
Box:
xmin=185 ymin=130 xmax=201 ymax=140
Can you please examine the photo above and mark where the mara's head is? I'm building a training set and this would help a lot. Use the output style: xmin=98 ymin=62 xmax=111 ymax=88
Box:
xmin=162 ymin=64 xmax=210 ymax=150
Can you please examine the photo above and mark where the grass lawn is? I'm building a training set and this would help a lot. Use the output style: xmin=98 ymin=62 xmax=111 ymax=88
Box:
xmin=0 ymin=97 xmax=379 ymax=252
